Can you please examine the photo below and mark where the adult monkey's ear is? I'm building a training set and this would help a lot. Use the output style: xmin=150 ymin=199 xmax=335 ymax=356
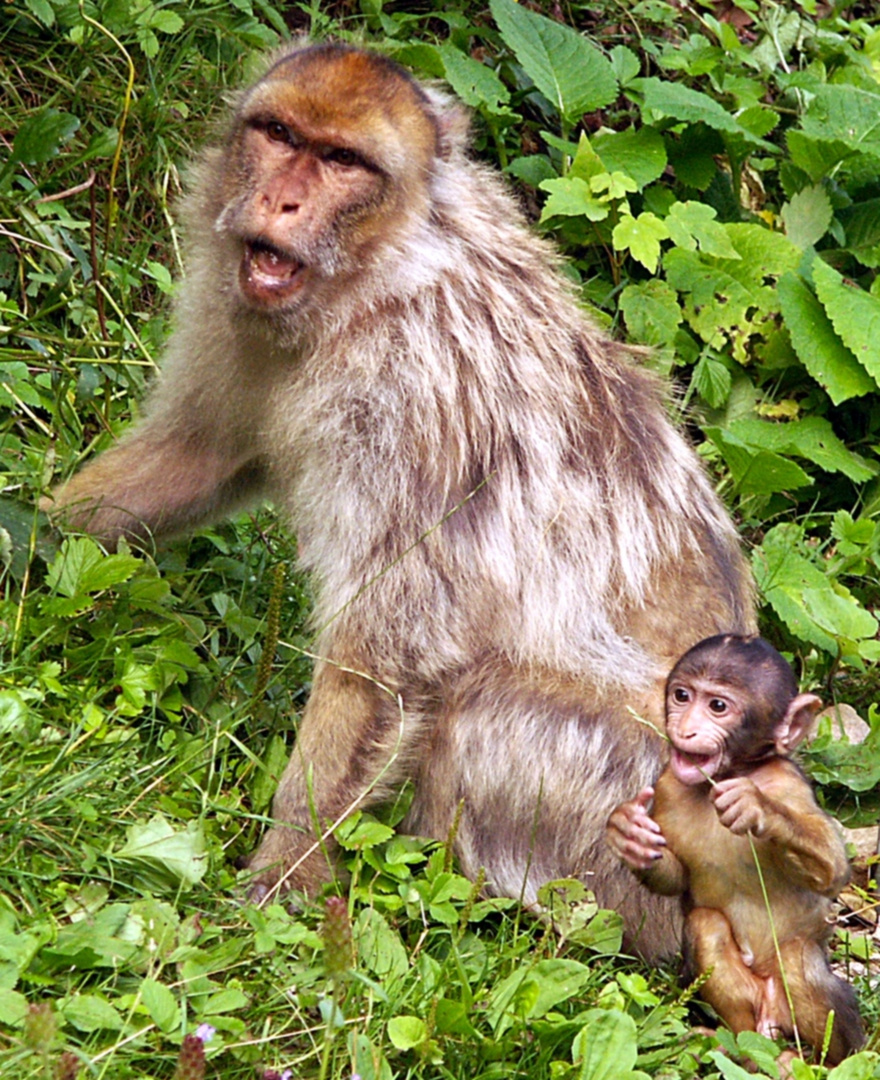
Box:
xmin=774 ymin=693 xmax=823 ymax=754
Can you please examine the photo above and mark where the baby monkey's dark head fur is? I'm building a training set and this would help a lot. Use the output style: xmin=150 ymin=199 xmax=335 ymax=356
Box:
xmin=664 ymin=634 xmax=820 ymax=783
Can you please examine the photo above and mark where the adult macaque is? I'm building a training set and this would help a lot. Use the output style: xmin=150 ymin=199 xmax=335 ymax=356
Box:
xmin=46 ymin=41 xmax=755 ymax=956
xmin=607 ymin=635 xmax=863 ymax=1063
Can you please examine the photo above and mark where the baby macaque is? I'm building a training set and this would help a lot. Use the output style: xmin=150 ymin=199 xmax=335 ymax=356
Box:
xmin=607 ymin=634 xmax=863 ymax=1064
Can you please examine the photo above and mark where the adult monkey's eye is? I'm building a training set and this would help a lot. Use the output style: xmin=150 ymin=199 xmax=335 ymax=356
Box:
xmin=266 ymin=121 xmax=289 ymax=143
xmin=327 ymin=147 xmax=360 ymax=166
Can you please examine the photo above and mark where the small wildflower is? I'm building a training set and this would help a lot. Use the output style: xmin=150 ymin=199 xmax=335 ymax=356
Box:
xmin=195 ymin=1023 xmax=215 ymax=1044
xmin=55 ymin=1051 xmax=80 ymax=1080
xmin=281 ymin=1071 xmax=293 ymax=1080
xmin=23 ymin=1003 xmax=56 ymax=1053
xmin=173 ymin=1033 xmax=206 ymax=1080
xmin=322 ymin=895 xmax=353 ymax=978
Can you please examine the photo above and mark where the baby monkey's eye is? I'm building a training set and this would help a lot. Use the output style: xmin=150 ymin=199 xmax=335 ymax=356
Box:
xmin=709 ymin=698 xmax=729 ymax=715
xmin=672 ymin=687 xmax=690 ymax=703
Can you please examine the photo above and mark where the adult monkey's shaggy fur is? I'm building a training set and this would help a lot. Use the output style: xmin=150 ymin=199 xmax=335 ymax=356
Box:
xmin=47 ymin=41 xmax=755 ymax=957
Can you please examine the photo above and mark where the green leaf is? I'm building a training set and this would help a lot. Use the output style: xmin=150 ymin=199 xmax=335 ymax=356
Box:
xmin=438 ymin=45 xmax=510 ymax=113
xmin=708 ymin=1051 xmax=754 ymax=1080
xmin=692 ymin=355 xmax=732 ymax=409
xmin=572 ymin=1009 xmax=649 ymax=1080
xmin=148 ymin=10 xmax=184 ymax=33
xmin=801 ymin=85 xmax=880 ymax=160
xmin=490 ymin=0 xmax=617 ymax=122
xmin=114 ymin=815 xmax=207 ymax=890
xmin=488 ymin=959 xmax=592 ymax=1035
xmin=609 ymin=45 xmax=640 ymax=86
xmin=0 ymin=988 xmax=28 ymax=1026
xmin=827 ymin=1052 xmax=880 ymax=1080
xmin=786 ymin=131 xmax=853 ymax=182
xmin=46 ymin=537 xmax=141 ymax=597
xmin=704 ymin=428 xmax=812 ymax=495
xmin=506 ymin=155 xmax=556 ymax=187
xmin=781 ymin=184 xmax=833 ymax=250
xmin=539 ymin=176 xmax=608 ymax=222
xmin=591 ymin=128 xmax=666 ymax=190
xmin=635 ymin=77 xmax=772 ymax=147
xmin=726 ymin=416 xmax=875 ymax=483
xmin=25 ymin=0 xmax=55 ymax=26
xmin=9 ymin=108 xmax=80 ymax=165
xmin=665 ymin=223 xmax=799 ymax=361
xmin=665 ymin=201 xmax=740 ymax=259
xmin=62 ymin=994 xmax=124 ymax=1032
xmin=613 ymin=212 xmax=669 ymax=273
xmin=752 ymin=524 xmax=872 ymax=655
xmin=140 ymin=978 xmax=178 ymax=1033
xmin=812 ymin=259 xmax=880 ymax=384
xmin=619 ymin=280 xmax=681 ymax=347
xmin=778 ymin=273 xmax=877 ymax=404
xmin=356 ymin=909 xmax=409 ymax=982
xmin=387 ymin=1015 xmax=426 ymax=1050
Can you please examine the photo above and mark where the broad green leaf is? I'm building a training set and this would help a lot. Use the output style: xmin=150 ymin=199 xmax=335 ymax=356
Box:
xmin=781 ymin=184 xmax=833 ymax=250
xmin=488 ymin=959 xmax=592 ymax=1034
xmin=438 ymin=45 xmax=510 ymax=113
xmin=62 ymin=994 xmax=124 ymax=1032
xmin=356 ymin=909 xmax=409 ymax=982
xmin=592 ymin=128 xmax=666 ymax=190
xmin=802 ymin=587 xmax=877 ymax=642
xmin=786 ymin=131 xmax=853 ymax=182
xmin=619 ymin=280 xmax=681 ymax=347
xmin=572 ymin=1009 xmax=649 ymax=1080
xmin=609 ymin=45 xmax=640 ymax=86
xmin=140 ymin=978 xmax=178 ymax=1033
xmin=350 ymin=1032 xmax=393 ymax=1080
xmin=25 ymin=0 xmax=55 ymax=26
xmin=387 ymin=1015 xmax=426 ymax=1050
xmin=114 ymin=815 xmax=207 ymax=890
xmin=46 ymin=537 xmax=141 ymax=597
xmin=9 ymin=108 xmax=80 ymax=165
xmin=147 ymin=10 xmax=184 ymax=34
xmin=752 ymin=525 xmax=873 ymax=655
xmin=812 ymin=259 xmax=880 ymax=384
xmin=335 ymin=812 xmax=394 ymax=848
xmin=726 ymin=417 xmax=875 ymax=483
xmin=665 ymin=201 xmax=740 ymax=259
xmin=827 ymin=1051 xmax=880 ymax=1080
xmin=540 ymin=176 xmax=608 ymax=222
xmin=801 ymin=85 xmax=880 ymax=160
xmin=692 ymin=355 xmax=732 ymax=409
xmin=704 ymin=428 xmax=812 ymax=495
xmin=838 ymin=199 xmax=880 ymax=263
xmin=568 ymin=133 xmax=606 ymax=182
xmin=778 ymin=272 xmax=877 ymax=404
xmin=0 ymin=988 xmax=28 ymax=1026
xmin=506 ymin=154 xmax=556 ymax=187
xmin=708 ymin=1051 xmax=754 ymax=1080
xmin=613 ymin=212 xmax=668 ymax=273
xmin=199 ymin=987 xmax=250 ymax=1015
xmin=0 ymin=690 xmax=30 ymax=736
xmin=490 ymin=0 xmax=617 ymax=122
xmin=665 ymin=224 xmax=799 ymax=361
xmin=635 ymin=78 xmax=772 ymax=147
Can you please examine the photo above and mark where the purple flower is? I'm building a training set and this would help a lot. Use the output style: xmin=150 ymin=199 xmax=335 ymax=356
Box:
xmin=195 ymin=1023 xmax=215 ymax=1044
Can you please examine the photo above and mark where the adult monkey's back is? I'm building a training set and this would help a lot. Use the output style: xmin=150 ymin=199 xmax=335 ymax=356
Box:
xmin=47 ymin=41 xmax=755 ymax=957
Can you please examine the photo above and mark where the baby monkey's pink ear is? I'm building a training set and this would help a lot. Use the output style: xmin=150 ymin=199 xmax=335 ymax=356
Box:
xmin=774 ymin=693 xmax=823 ymax=754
